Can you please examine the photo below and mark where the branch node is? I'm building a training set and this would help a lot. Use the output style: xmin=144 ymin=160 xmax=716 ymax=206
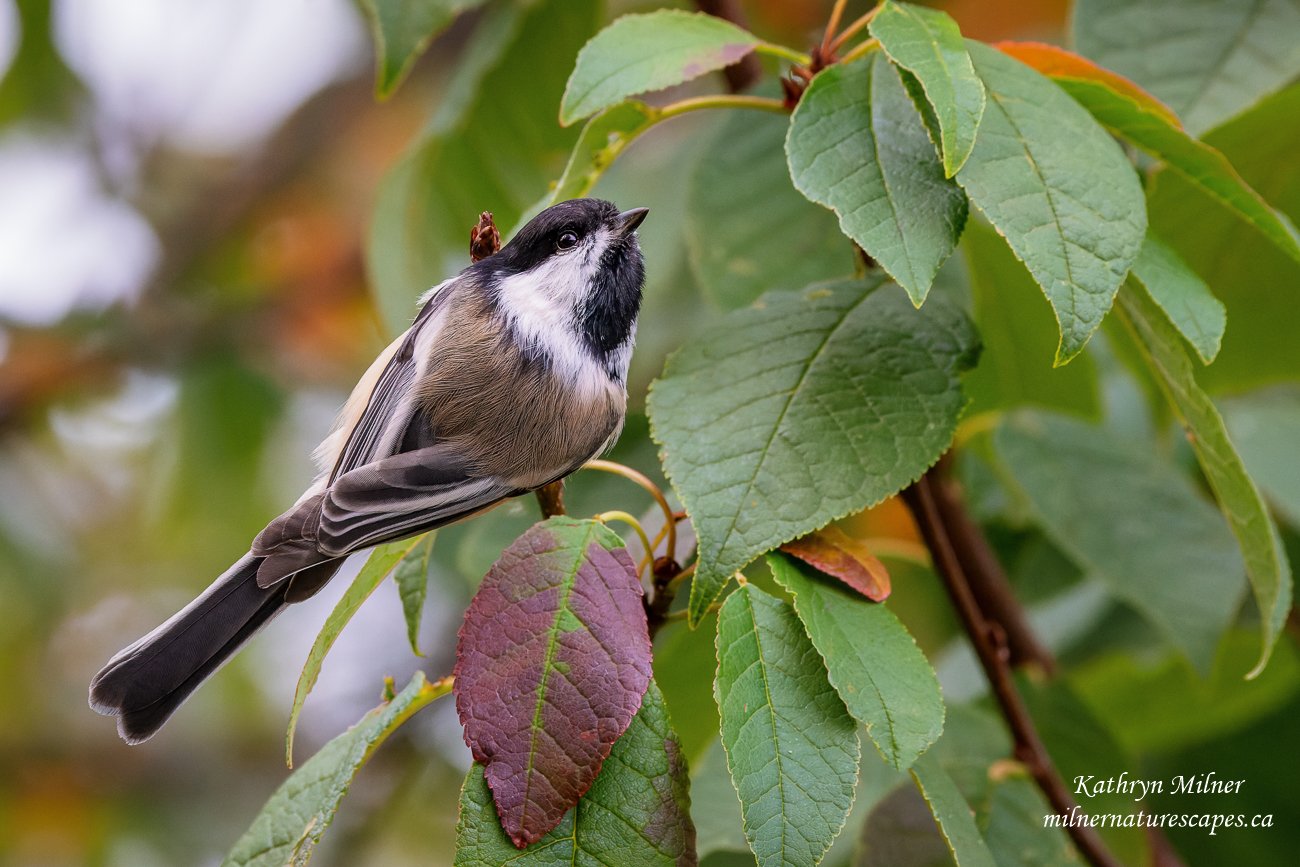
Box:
xmin=469 ymin=211 xmax=501 ymax=262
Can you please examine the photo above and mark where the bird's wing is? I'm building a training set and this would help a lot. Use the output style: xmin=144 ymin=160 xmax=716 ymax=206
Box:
xmin=324 ymin=283 xmax=452 ymax=480
xmin=314 ymin=443 xmax=523 ymax=555
xmin=253 ymin=441 xmax=520 ymax=575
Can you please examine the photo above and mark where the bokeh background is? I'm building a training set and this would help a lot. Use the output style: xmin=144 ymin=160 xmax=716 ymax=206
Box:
xmin=9 ymin=1 xmax=1300 ymax=866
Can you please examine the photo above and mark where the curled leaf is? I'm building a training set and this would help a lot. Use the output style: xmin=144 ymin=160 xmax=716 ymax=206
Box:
xmin=780 ymin=525 xmax=891 ymax=601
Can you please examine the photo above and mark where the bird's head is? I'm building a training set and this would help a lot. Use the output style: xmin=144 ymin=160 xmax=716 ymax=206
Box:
xmin=478 ymin=198 xmax=648 ymax=369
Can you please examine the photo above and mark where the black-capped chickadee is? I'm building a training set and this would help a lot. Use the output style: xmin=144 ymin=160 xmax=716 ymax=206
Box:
xmin=90 ymin=198 xmax=649 ymax=743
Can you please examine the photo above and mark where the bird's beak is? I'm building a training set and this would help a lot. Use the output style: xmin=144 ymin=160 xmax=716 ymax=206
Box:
xmin=616 ymin=207 xmax=649 ymax=236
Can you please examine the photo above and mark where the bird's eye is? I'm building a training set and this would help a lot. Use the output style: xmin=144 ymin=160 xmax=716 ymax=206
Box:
xmin=557 ymin=230 xmax=579 ymax=251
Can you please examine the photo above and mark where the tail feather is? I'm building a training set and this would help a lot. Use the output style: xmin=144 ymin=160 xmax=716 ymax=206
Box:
xmin=90 ymin=553 xmax=315 ymax=744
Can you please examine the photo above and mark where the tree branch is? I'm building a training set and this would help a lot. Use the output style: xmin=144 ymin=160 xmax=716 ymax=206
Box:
xmin=927 ymin=455 xmax=1056 ymax=673
xmin=901 ymin=469 xmax=1124 ymax=867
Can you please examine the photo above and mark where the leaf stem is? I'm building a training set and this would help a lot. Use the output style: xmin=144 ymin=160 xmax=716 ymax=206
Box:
xmin=596 ymin=510 xmax=656 ymax=580
xmin=901 ymin=469 xmax=1119 ymax=867
xmin=838 ymin=36 xmax=880 ymax=66
xmin=755 ymin=42 xmax=813 ymax=68
xmin=829 ymin=4 xmax=881 ymax=55
xmin=582 ymin=459 xmax=678 ymax=565
xmin=656 ymin=93 xmax=790 ymax=120
xmin=822 ymin=0 xmax=850 ymax=55
xmin=665 ymin=601 xmax=721 ymax=621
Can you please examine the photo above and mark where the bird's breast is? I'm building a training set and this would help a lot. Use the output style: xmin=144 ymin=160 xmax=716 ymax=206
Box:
xmin=416 ymin=298 xmax=626 ymax=487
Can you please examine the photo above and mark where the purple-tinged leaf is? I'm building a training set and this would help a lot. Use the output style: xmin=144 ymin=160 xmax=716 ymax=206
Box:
xmin=455 ymin=681 xmax=698 ymax=866
xmin=454 ymin=516 xmax=652 ymax=847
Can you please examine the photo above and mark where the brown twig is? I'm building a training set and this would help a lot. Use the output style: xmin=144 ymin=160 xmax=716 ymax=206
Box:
xmin=693 ymin=0 xmax=762 ymax=92
xmin=828 ymin=5 xmax=881 ymax=55
xmin=535 ymin=481 xmax=567 ymax=519
xmin=647 ymin=560 xmax=692 ymax=639
xmin=901 ymin=471 xmax=1124 ymax=867
xmin=927 ymin=456 xmax=1055 ymax=673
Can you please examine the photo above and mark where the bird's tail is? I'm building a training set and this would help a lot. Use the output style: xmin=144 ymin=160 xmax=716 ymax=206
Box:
xmin=89 ymin=553 xmax=310 ymax=744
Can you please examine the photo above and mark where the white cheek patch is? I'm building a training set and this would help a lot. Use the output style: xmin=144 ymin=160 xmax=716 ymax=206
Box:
xmin=492 ymin=231 xmax=618 ymax=398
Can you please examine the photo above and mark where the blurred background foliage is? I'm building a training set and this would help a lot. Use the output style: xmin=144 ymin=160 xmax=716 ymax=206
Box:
xmin=1 ymin=1 xmax=1298 ymax=866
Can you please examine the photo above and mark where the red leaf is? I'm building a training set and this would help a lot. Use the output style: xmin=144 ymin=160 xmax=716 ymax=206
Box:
xmin=994 ymin=41 xmax=1182 ymax=128
xmin=780 ymin=525 xmax=891 ymax=601
xmin=454 ymin=517 xmax=652 ymax=846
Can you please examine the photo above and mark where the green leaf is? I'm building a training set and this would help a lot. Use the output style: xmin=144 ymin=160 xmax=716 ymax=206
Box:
xmin=1071 ymin=630 xmax=1300 ymax=754
xmin=768 ymin=554 xmax=943 ymax=771
xmin=1222 ymin=386 xmax=1300 ymax=527
xmin=691 ymin=109 xmax=852 ymax=309
xmin=960 ymin=220 xmax=1100 ymax=416
xmin=909 ymin=752 xmax=997 ymax=867
xmin=453 ymin=517 xmax=651 ymax=846
xmin=994 ymin=410 xmax=1245 ymax=672
xmin=786 ymin=54 xmax=967 ymax=305
xmin=1115 ymin=283 xmax=1293 ymax=675
xmin=454 ymin=681 xmax=697 ymax=867
xmin=1143 ymin=83 xmax=1300 ymax=393
xmin=691 ymin=738 xmax=748 ymax=858
xmin=856 ymin=782 xmax=956 ymax=867
xmin=226 ymin=673 xmax=449 ymax=867
xmin=393 ymin=532 xmax=435 ymax=656
xmin=368 ymin=0 xmax=597 ymax=333
xmin=358 ymin=0 xmax=488 ymax=99
xmin=715 ymin=584 xmax=859 ymax=867
xmin=956 ymin=41 xmax=1146 ymax=364
xmin=1072 ymin=0 xmax=1300 ymax=135
xmin=1130 ymin=235 xmax=1225 ymax=364
xmin=979 ymin=774 xmax=1080 ymax=867
xmin=560 ymin=10 xmax=762 ymax=126
xmin=868 ymin=1 xmax=985 ymax=176
xmin=647 ymin=279 xmax=980 ymax=624
xmin=551 ymin=100 xmax=659 ymax=203
xmin=286 ymin=536 xmax=424 ymax=765
xmin=654 ymin=610 xmax=724 ymax=764
xmin=1042 ymin=72 xmax=1300 ymax=267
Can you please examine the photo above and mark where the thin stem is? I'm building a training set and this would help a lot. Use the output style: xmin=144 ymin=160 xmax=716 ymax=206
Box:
xmin=822 ymin=0 xmax=850 ymax=54
xmin=829 ymin=4 xmax=881 ymax=54
xmin=582 ymin=459 xmax=678 ymax=566
xmin=657 ymin=93 xmax=789 ymax=120
xmin=838 ymin=36 xmax=880 ymax=65
xmin=639 ymin=514 xmax=687 ymax=578
xmin=596 ymin=510 xmax=655 ymax=580
xmin=534 ymin=480 xmax=566 ymax=518
xmin=665 ymin=561 xmax=696 ymax=591
xmin=665 ymin=601 xmax=721 ymax=621
xmin=901 ymin=473 xmax=1122 ymax=867
xmin=755 ymin=42 xmax=813 ymax=68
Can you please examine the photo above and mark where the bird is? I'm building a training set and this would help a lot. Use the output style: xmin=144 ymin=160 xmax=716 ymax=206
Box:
xmin=90 ymin=198 xmax=649 ymax=744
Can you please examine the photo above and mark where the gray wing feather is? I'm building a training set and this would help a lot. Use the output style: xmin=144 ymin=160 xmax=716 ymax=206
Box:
xmin=255 ymin=282 xmax=519 ymax=578
xmin=317 ymin=444 xmax=520 ymax=555
xmin=330 ymin=293 xmax=444 ymax=480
